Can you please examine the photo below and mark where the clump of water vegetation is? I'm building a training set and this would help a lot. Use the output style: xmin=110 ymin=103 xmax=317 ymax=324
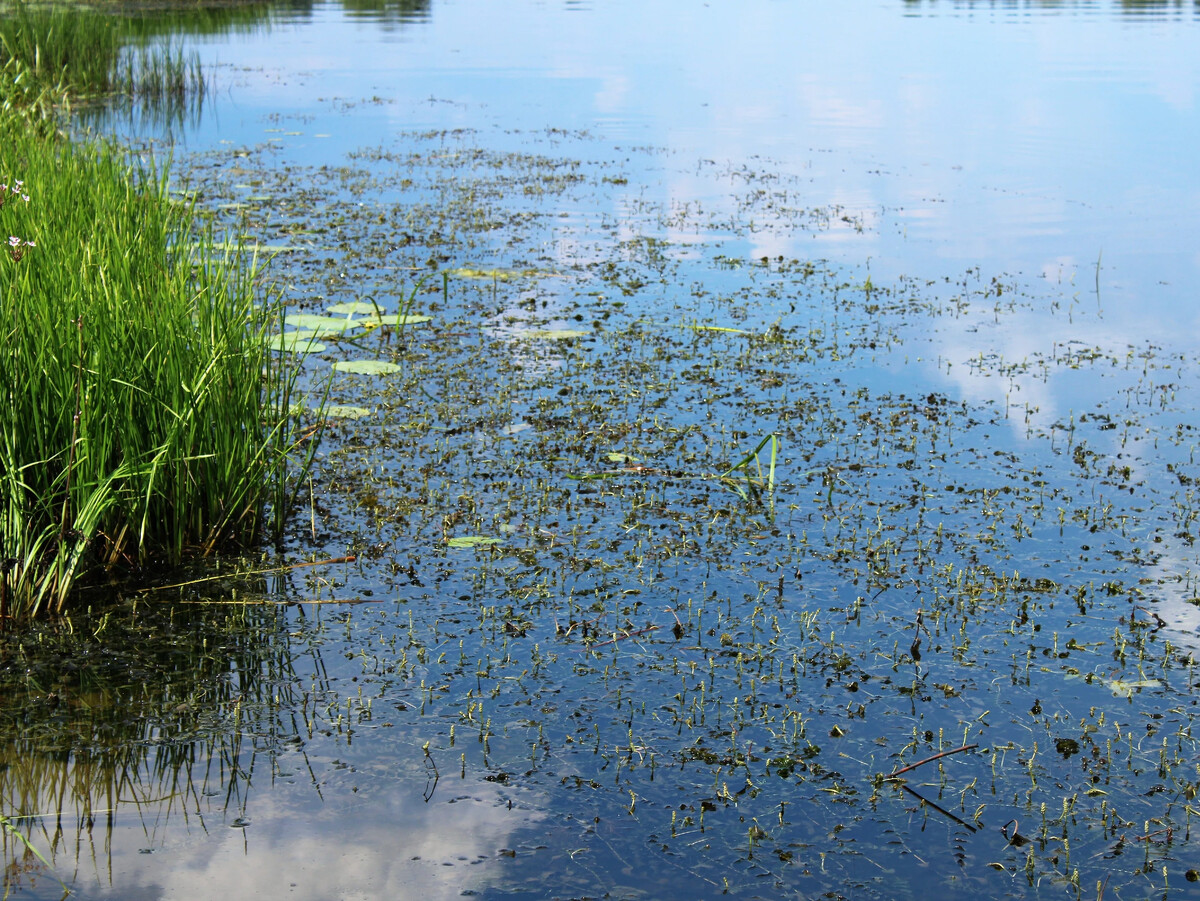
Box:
xmin=164 ymin=128 xmax=1200 ymax=900
xmin=0 ymin=1 xmax=204 ymax=102
xmin=0 ymin=7 xmax=314 ymax=617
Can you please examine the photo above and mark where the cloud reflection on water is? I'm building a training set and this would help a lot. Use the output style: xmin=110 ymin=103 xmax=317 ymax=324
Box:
xmin=105 ymin=774 xmax=540 ymax=901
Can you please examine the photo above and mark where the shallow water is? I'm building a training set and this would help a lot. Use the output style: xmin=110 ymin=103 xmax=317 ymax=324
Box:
xmin=7 ymin=1 xmax=1200 ymax=899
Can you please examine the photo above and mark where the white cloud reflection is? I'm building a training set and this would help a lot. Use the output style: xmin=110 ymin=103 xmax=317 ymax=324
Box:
xmin=92 ymin=773 xmax=542 ymax=901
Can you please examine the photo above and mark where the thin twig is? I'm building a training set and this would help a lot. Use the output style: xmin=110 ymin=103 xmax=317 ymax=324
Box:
xmin=886 ymin=743 xmax=978 ymax=779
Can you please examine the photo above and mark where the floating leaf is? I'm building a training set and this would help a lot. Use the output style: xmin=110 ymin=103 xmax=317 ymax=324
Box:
xmin=605 ymin=452 xmax=637 ymax=463
xmin=326 ymin=301 xmax=382 ymax=315
xmin=1108 ymin=678 xmax=1161 ymax=698
xmin=270 ymin=331 xmax=326 ymax=354
xmin=688 ymin=325 xmax=747 ymax=334
xmin=526 ymin=328 xmax=588 ymax=340
xmin=283 ymin=313 xmax=364 ymax=335
xmin=445 ymin=536 xmax=503 ymax=548
xmin=332 ymin=360 xmax=402 ymax=375
xmin=322 ymin=405 xmax=371 ymax=419
xmin=447 ymin=267 xmax=536 ymax=281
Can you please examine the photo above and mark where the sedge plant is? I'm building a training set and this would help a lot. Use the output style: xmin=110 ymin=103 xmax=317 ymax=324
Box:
xmin=0 ymin=117 xmax=318 ymax=618
xmin=0 ymin=2 xmax=203 ymax=100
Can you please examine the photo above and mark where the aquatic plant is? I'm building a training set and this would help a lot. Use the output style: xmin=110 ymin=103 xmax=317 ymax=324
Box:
xmin=182 ymin=131 xmax=1200 ymax=900
xmin=0 ymin=2 xmax=205 ymax=110
xmin=0 ymin=122 xmax=315 ymax=616
xmin=0 ymin=3 xmax=123 ymax=91
xmin=720 ymin=433 xmax=779 ymax=502
xmin=1 ymin=56 xmax=67 ymax=136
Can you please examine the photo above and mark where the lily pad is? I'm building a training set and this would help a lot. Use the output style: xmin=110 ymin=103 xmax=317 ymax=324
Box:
xmin=446 ymin=267 xmax=553 ymax=281
xmin=1108 ymin=678 xmax=1162 ymax=698
xmin=326 ymin=301 xmax=382 ymax=315
xmin=322 ymin=404 xmax=371 ymax=419
xmin=605 ymin=452 xmax=637 ymax=463
xmin=526 ymin=328 xmax=588 ymax=340
xmin=331 ymin=360 xmax=402 ymax=375
xmin=270 ymin=331 xmax=326 ymax=354
xmin=283 ymin=314 xmax=364 ymax=335
xmin=446 ymin=536 xmax=504 ymax=549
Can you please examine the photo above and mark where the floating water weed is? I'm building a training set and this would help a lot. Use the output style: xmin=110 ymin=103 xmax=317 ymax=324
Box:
xmin=10 ymin=121 xmax=1199 ymax=898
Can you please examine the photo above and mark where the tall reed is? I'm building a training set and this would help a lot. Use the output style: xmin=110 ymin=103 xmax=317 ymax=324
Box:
xmin=0 ymin=114 xmax=313 ymax=618
xmin=0 ymin=3 xmax=123 ymax=90
xmin=0 ymin=2 xmax=205 ymax=105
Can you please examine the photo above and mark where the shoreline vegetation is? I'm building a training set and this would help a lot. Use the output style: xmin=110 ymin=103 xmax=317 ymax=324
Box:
xmin=0 ymin=3 xmax=317 ymax=618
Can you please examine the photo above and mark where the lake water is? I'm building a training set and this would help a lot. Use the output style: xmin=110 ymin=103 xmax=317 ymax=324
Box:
xmin=6 ymin=1 xmax=1200 ymax=899
xmin=184 ymin=0 xmax=1200 ymax=319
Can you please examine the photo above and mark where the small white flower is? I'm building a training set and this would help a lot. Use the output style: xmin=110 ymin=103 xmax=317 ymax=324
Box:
xmin=8 ymin=236 xmax=19 ymax=247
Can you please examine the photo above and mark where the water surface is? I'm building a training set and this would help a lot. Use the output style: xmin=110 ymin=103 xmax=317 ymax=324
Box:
xmin=7 ymin=1 xmax=1200 ymax=899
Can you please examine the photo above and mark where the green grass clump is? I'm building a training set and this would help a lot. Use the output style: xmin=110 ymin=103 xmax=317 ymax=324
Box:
xmin=0 ymin=2 xmax=204 ymax=111
xmin=0 ymin=50 xmax=70 ymax=137
xmin=0 ymin=121 xmax=313 ymax=617
xmin=0 ymin=3 xmax=123 ymax=91
xmin=0 ymin=4 xmax=301 ymax=619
